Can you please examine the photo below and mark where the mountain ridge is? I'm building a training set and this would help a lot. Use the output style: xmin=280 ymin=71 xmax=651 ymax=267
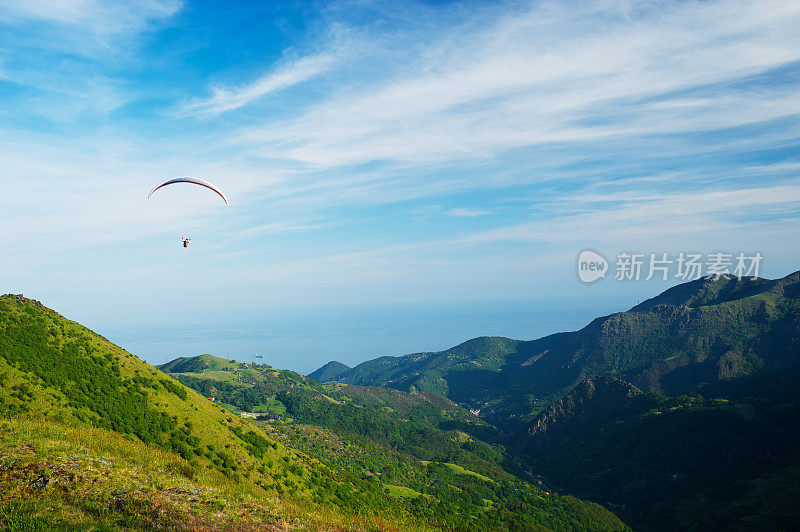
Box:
xmin=312 ymin=271 xmax=800 ymax=429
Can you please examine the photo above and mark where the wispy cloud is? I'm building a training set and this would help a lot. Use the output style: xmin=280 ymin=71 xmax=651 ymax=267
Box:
xmin=0 ymin=0 xmax=182 ymax=122
xmin=235 ymin=0 xmax=800 ymax=170
xmin=446 ymin=208 xmax=491 ymax=218
xmin=185 ymin=54 xmax=336 ymax=117
xmin=457 ymin=183 xmax=800 ymax=247
xmin=0 ymin=0 xmax=181 ymax=43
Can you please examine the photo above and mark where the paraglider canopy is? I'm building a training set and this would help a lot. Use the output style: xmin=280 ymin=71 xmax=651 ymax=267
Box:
xmin=148 ymin=177 xmax=228 ymax=205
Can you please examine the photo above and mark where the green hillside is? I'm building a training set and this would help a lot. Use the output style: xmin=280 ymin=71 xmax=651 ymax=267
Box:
xmin=159 ymin=353 xmax=239 ymax=374
xmin=162 ymin=355 xmax=627 ymax=531
xmin=318 ymin=272 xmax=800 ymax=431
xmin=0 ymin=294 xmax=410 ymax=530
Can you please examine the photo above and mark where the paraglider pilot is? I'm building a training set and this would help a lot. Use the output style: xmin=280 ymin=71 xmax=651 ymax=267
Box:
xmin=147 ymin=177 xmax=227 ymax=248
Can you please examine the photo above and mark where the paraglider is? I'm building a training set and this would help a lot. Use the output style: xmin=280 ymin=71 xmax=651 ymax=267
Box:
xmin=148 ymin=177 xmax=228 ymax=205
xmin=148 ymin=177 xmax=228 ymax=247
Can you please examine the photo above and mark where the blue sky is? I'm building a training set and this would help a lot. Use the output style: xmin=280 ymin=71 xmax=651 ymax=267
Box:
xmin=1 ymin=0 xmax=799 ymax=369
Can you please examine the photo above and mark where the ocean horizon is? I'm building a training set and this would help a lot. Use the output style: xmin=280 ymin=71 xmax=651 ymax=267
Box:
xmin=99 ymin=297 xmax=632 ymax=375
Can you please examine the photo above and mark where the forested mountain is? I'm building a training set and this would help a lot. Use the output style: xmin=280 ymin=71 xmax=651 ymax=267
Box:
xmin=315 ymin=272 xmax=800 ymax=431
xmin=513 ymin=373 xmax=800 ymax=530
xmin=0 ymin=294 xmax=624 ymax=531
xmin=308 ymin=360 xmax=352 ymax=382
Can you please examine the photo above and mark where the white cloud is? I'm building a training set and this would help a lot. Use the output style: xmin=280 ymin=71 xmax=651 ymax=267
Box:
xmin=186 ymin=54 xmax=337 ymax=117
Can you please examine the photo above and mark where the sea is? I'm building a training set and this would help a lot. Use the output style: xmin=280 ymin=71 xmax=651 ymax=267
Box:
xmin=100 ymin=297 xmax=632 ymax=375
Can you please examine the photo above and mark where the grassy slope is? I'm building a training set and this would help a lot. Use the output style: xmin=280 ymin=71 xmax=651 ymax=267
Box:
xmin=0 ymin=294 xmax=422 ymax=531
xmin=0 ymin=416 xmax=371 ymax=531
